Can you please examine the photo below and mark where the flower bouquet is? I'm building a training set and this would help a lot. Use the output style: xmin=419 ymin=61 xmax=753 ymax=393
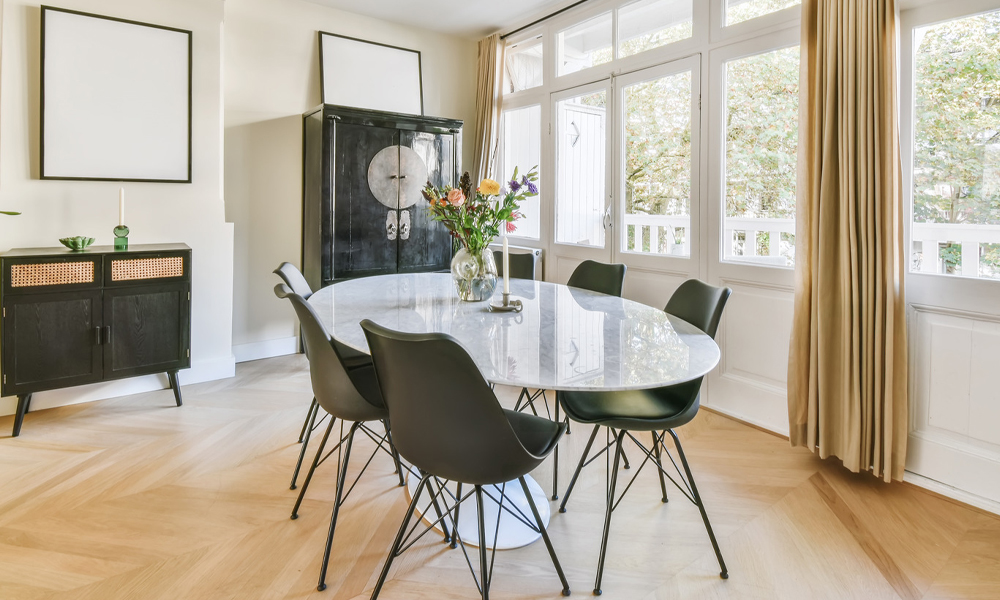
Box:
xmin=422 ymin=167 xmax=539 ymax=300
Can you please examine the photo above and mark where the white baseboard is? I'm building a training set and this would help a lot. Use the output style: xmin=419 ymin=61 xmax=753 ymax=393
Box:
xmin=233 ymin=336 xmax=300 ymax=363
xmin=0 ymin=354 xmax=236 ymax=418
xmin=903 ymin=471 xmax=1000 ymax=516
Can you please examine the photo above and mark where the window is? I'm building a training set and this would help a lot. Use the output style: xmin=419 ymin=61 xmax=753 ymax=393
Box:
xmin=622 ymin=69 xmax=692 ymax=256
xmin=556 ymin=90 xmax=607 ymax=246
xmin=911 ymin=10 xmax=1000 ymax=280
xmin=500 ymin=105 xmax=542 ymax=239
xmin=723 ymin=46 xmax=800 ymax=267
xmin=558 ymin=12 xmax=613 ymax=76
xmin=504 ymin=36 xmax=543 ymax=93
xmin=725 ymin=0 xmax=800 ymax=27
xmin=618 ymin=0 xmax=693 ymax=58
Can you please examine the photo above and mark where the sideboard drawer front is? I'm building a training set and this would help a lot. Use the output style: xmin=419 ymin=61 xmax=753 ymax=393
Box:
xmin=3 ymin=257 xmax=102 ymax=295
xmin=104 ymin=251 xmax=190 ymax=286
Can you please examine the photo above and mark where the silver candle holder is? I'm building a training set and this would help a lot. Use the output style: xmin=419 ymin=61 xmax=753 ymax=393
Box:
xmin=490 ymin=292 xmax=523 ymax=313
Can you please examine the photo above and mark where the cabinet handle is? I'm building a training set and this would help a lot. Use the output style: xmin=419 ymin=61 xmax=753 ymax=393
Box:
xmin=104 ymin=326 xmax=111 ymax=345
xmin=94 ymin=327 xmax=102 ymax=345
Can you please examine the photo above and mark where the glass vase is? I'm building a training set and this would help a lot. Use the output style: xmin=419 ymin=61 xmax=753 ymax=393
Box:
xmin=451 ymin=246 xmax=498 ymax=301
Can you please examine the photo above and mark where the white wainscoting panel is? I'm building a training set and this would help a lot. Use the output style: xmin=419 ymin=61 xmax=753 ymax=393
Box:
xmin=909 ymin=307 xmax=1000 ymax=505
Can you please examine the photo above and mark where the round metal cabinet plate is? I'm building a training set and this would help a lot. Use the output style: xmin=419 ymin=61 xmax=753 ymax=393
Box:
xmin=367 ymin=145 xmax=429 ymax=209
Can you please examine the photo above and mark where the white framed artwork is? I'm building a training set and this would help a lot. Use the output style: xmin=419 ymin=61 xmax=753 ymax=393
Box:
xmin=319 ymin=32 xmax=423 ymax=115
xmin=41 ymin=6 xmax=192 ymax=182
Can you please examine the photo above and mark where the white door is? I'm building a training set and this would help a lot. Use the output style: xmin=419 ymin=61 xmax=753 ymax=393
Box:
xmin=550 ymin=80 xmax=613 ymax=282
xmin=900 ymin=2 xmax=1000 ymax=509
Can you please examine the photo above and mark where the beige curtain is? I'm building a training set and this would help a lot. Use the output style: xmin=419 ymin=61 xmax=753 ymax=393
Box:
xmin=787 ymin=0 xmax=908 ymax=482
xmin=472 ymin=33 xmax=505 ymax=184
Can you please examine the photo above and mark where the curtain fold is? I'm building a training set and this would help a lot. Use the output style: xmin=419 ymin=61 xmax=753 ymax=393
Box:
xmin=472 ymin=33 xmax=505 ymax=184
xmin=788 ymin=0 xmax=908 ymax=482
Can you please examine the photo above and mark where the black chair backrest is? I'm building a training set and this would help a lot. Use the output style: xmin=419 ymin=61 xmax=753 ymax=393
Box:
xmin=664 ymin=279 xmax=732 ymax=339
xmin=567 ymin=260 xmax=627 ymax=297
xmin=361 ymin=319 xmax=544 ymax=486
xmin=274 ymin=262 xmax=313 ymax=300
xmin=493 ymin=250 xmax=536 ymax=280
xmin=274 ymin=284 xmax=383 ymax=421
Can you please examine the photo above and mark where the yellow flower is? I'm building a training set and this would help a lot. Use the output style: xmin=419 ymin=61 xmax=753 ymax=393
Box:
xmin=479 ymin=178 xmax=501 ymax=196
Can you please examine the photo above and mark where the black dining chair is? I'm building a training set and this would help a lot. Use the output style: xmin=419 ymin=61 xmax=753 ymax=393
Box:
xmin=275 ymin=284 xmax=424 ymax=592
xmin=537 ymin=259 xmax=627 ymax=501
xmin=361 ymin=320 xmax=571 ymax=600
xmin=493 ymin=250 xmax=536 ymax=280
xmin=274 ymin=262 xmax=369 ymax=490
xmin=556 ymin=279 xmax=731 ymax=594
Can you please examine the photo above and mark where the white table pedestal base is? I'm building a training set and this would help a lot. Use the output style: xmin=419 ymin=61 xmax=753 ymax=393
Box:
xmin=404 ymin=473 xmax=550 ymax=550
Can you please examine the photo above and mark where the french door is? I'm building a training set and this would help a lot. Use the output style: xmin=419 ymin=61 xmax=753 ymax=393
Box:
xmin=550 ymin=56 xmax=701 ymax=290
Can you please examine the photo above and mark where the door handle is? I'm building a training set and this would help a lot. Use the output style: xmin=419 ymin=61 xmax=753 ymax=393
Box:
xmin=386 ymin=211 xmax=398 ymax=240
xmin=94 ymin=326 xmax=102 ymax=345
xmin=399 ymin=210 xmax=411 ymax=240
xmin=603 ymin=204 xmax=613 ymax=230
xmin=103 ymin=326 xmax=111 ymax=345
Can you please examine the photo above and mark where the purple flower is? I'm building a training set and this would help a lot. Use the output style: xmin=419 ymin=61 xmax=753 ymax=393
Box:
xmin=526 ymin=181 xmax=538 ymax=195
xmin=509 ymin=179 xmax=521 ymax=192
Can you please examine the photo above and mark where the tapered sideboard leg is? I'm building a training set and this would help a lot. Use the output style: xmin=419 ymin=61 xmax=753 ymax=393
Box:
xmin=12 ymin=393 xmax=31 ymax=437
xmin=167 ymin=371 xmax=183 ymax=407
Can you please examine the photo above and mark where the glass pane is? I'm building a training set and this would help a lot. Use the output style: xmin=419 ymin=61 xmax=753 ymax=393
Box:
xmin=556 ymin=90 xmax=607 ymax=246
xmin=504 ymin=37 xmax=543 ymax=93
xmin=500 ymin=105 xmax=542 ymax=239
xmin=622 ymin=70 xmax=692 ymax=257
xmin=912 ymin=11 xmax=1000 ymax=280
xmin=558 ymin=12 xmax=613 ymax=76
xmin=618 ymin=0 xmax=693 ymax=58
xmin=726 ymin=0 xmax=800 ymax=27
xmin=724 ymin=46 xmax=800 ymax=267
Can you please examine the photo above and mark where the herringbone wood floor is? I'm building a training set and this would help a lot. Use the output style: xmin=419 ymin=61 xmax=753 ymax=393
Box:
xmin=1 ymin=355 xmax=998 ymax=599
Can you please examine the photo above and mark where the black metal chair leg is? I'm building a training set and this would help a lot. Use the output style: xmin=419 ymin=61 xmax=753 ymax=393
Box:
xmin=298 ymin=398 xmax=318 ymax=443
xmin=594 ymin=430 xmax=626 ymax=596
xmin=291 ymin=417 xmax=335 ymax=519
xmin=291 ymin=400 xmax=321 ymax=490
xmin=552 ymin=400 xmax=561 ymax=500
xmin=450 ymin=482 xmax=463 ymax=549
xmin=519 ymin=476 xmax=571 ymax=596
xmin=476 ymin=486 xmax=490 ymax=600
xmin=653 ymin=430 xmax=669 ymax=503
xmin=559 ymin=424 xmax=600 ymax=513
xmin=384 ymin=424 xmax=406 ymax=487
xmin=427 ymin=477 xmax=452 ymax=544
xmin=318 ymin=422 xmax=361 ymax=591
xmin=668 ymin=430 xmax=728 ymax=579
xmin=371 ymin=473 xmax=431 ymax=600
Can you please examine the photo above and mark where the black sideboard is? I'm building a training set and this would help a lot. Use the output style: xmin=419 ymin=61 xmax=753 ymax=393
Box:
xmin=1 ymin=243 xmax=192 ymax=437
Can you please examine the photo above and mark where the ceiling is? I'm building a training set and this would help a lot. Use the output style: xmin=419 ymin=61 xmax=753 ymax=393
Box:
xmin=303 ymin=0 xmax=572 ymax=39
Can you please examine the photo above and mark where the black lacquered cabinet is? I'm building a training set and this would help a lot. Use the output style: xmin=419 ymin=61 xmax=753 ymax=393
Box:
xmin=1 ymin=244 xmax=191 ymax=436
xmin=302 ymin=104 xmax=462 ymax=289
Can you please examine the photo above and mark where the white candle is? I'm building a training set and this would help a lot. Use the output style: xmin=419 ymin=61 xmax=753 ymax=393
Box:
xmin=503 ymin=235 xmax=510 ymax=295
xmin=119 ymin=188 xmax=125 ymax=226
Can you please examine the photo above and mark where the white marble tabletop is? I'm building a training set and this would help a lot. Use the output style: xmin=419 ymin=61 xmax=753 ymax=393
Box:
xmin=308 ymin=273 xmax=720 ymax=392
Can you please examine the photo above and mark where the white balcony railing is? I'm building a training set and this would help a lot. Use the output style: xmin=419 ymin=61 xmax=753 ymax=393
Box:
xmin=623 ymin=214 xmax=795 ymax=265
xmin=911 ymin=222 xmax=1000 ymax=277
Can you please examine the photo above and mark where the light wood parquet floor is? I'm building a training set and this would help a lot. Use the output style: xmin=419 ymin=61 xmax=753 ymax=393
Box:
xmin=1 ymin=355 xmax=999 ymax=600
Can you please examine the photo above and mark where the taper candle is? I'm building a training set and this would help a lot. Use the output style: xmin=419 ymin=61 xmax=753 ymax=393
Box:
xmin=119 ymin=188 xmax=125 ymax=226
xmin=503 ymin=235 xmax=510 ymax=295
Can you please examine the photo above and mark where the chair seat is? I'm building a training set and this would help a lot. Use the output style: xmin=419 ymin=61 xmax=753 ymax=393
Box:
xmin=341 ymin=364 xmax=388 ymax=422
xmin=335 ymin=340 xmax=372 ymax=370
xmin=558 ymin=380 xmax=702 ymax=432
xmin=504 ymin=409 xmax=563 ymax=457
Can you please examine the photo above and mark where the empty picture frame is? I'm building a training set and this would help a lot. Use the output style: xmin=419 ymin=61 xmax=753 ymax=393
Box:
xmin=319 ymin=32 xmax=423 ymax=115
xmin=41 ymin=6 xmax=192 ymax=182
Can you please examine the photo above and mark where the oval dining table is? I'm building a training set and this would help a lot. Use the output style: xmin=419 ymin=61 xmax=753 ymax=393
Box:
xmin=308 ymin=272 xmax=720 ymax=550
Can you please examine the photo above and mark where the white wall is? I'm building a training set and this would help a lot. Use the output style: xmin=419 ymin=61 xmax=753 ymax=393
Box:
xmin=224 ymin=0 xmax=478 ymax=361
xmin=0 ymin=0 xmax=235 ymax=417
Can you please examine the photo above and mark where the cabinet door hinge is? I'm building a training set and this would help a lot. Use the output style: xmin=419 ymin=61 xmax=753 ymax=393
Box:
xmin=187 ymin=349 xmax=190 ymax=358
xmin=2 ymin=307 xmax=5 ymax=318
xmin=3 ymin=374 xmax=5 ymax=384
xmin=187 ymin=292 xmax=191 ymax=301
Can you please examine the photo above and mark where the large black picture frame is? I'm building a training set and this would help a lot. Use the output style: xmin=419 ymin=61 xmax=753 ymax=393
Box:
xmin=40 ymin=6 xmax=193 ymax=183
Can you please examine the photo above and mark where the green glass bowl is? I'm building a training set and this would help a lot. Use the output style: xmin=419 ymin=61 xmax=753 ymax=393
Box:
xmin=59 ymin=236 xmax=96 ymax=251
